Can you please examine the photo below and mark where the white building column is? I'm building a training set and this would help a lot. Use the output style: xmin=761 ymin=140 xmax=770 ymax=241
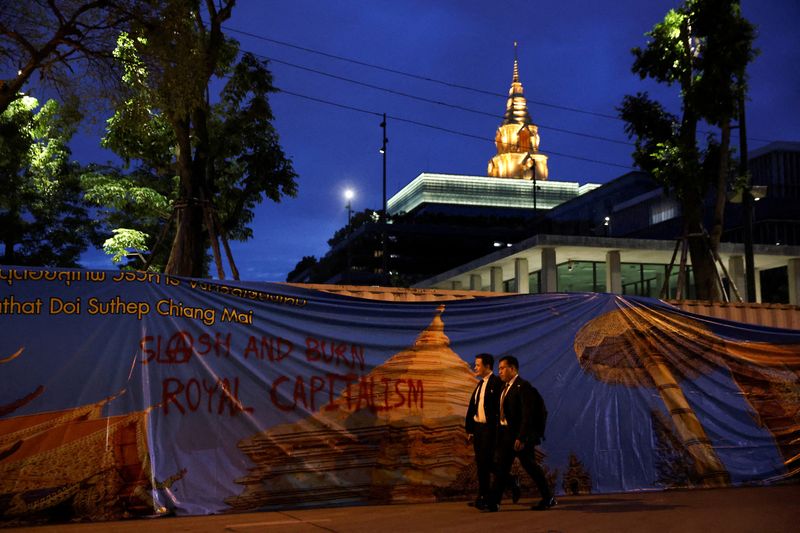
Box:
xmin=490 ymin=266 xmax=503 ymax=292
xmin=788 ymin=258 xmax=800 ymax=305
xmin=541 ymin=248 xmax=557 ymax=293
xmin=606 ymin=250 xmax=622 ymax=294
xmin=469 ymin=273 xmax=482 ymax=291
xmin=728 ymin=255 xmax=746 ymax=301
xmin=755 ymin=268 xmax=762 ymax=303
xmin=514 ymin=258 xmax=530 ymax=294
xmin=450 ymin=280 xmax=463 ymax=290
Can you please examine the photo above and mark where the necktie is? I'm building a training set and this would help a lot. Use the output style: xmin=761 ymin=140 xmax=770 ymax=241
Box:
xmin=475 ymin=379 xmax=487 ymax=422
xmin=499 ymin=383 xmax=510 ymax=424
xmin=473 ymin=379 xmax=484 ymax=406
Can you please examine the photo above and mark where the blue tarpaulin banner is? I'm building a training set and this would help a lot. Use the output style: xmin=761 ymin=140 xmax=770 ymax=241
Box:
xmin=1 ymin=266 xmax=799 ymax=523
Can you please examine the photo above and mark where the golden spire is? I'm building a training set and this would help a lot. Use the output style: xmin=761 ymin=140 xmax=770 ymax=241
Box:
xmin=487 ymin=44 xmax=549 ymax=181
xmin=512 ymin=41 xmax=520 ymax=83
xmin=503 ymin=42 xmax=532 ymax=127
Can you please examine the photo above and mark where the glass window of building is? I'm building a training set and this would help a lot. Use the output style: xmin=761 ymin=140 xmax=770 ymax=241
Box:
xmin=504 ymin=278 xmax=518 ymax=293
xmin=621 ymin=263 xmax=668 ymax=298
xmin=528 ymin=270 xmax=541 ymax=294
xmin=556 ymin=261 xmax=606 ymax=293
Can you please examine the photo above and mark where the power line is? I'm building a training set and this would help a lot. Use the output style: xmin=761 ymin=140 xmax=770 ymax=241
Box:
xmin=278 ymin=89 xmax=382 ymax=118
xmin=277 ymin=88 xmax=634 ymax=170
xmin=225 ymin=25 xmax=621 ymax=121
xmin=227 ymin=25 xmax=777 ymax=146
xmin=260 ymin=54 xmax=634 ymax=147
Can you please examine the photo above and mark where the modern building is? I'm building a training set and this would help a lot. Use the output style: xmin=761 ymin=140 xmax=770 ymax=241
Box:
xmin=288 ymin=55 xmax=600 ymax=286
xmin=413 ymin=143 xmax=800 ymax=304
xmin=288 ymin=53 xmax=800 ymax=304
xmin=387 ymin=173 xmax=598 ymax=219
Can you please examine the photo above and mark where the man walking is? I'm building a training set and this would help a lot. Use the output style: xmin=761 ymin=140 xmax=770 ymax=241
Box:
xmin=489 ymin=355 xmax=555 ymax=512
xmin=465 ymin=353 xmax=502 ymax=510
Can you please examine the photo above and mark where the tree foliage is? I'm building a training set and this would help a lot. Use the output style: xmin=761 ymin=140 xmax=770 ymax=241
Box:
xmin=619 ymin=0 xmax=756 ymax=301
xmin=327 ymin=209 xmax=380 ymax=248
xmin=0 ymin=0 xmax=128 ymax=116
xmin=286 ymin=255 xmax=318 ymax=282
xmin=81 ymin=164 xmax=174 ymax=270
xmin=0 ymin=96 xmax=101 ymax=266
xmin=84 ymin=2 xmax=297 ymax=276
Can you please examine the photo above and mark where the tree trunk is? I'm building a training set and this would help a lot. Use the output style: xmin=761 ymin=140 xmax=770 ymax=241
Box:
xmin=165 ymin=117 xmax=205 ymax=277
xmin=161 ymin=2 xmax=233 ymax=278
xmin=1 ymin=198 xmax=21 ymax=265
xmin=677 ymin=20 xmax=720 ymax=301
xmin=684 ymin=186 xmax=721 ymax=301
xmin=710 ymin=119 xmax=731 ymax=253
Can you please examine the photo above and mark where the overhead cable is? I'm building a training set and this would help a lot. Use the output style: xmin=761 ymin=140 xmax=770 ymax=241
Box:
xmin=226 ymin=25 xmax=621 ymax=121
xmin=277 ymin=88 xmax=635 ymax=170
xmin=261 ymin=54 xmax=634 ymax=147
xmin=228 ymin=25 xmax=777 ymax=145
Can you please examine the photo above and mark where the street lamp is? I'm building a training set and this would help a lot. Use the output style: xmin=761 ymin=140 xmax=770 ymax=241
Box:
xmin=380 ymin=114 xmax=388 ymax=281
xmin=343 ymin=188 xmax=355 ymax=275
xmin=344 ymin=188 xmax=354 ymax=225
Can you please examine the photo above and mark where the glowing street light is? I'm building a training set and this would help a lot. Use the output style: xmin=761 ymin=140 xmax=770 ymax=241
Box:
xmin=344 ymin=189 xmax=355 ymax=225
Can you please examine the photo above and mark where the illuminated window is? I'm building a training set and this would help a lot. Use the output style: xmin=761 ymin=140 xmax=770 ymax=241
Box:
xmin=650 ymin=199 xmax=680 ymax=224
xmin=556 ymin=261 xmax=606 ymax=293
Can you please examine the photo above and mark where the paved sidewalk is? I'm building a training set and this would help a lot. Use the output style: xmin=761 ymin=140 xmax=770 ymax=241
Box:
xmin=7 ymin=484 xmax=799 ymax=533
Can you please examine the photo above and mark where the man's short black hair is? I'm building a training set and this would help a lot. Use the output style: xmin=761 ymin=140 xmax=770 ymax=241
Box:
xmin=498 ymin=355 xmax=519 ymax=370
xmin=475 ymin=353 xmax=494 ymax=369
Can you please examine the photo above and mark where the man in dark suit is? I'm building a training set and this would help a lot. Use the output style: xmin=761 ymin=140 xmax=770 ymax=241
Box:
xmin=488 ymin=355 xmax=555 ymax=512
xmin=465 ymin=353 xmax=503 ymax=510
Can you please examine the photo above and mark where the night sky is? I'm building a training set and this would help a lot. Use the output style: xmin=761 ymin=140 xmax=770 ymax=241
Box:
xmin=75 ymin=0 xmax=800 ymax=281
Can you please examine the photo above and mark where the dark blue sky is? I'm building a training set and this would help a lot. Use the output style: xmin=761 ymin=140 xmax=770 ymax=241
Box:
xmin=77 ymin=0 xmax=800 ymax=281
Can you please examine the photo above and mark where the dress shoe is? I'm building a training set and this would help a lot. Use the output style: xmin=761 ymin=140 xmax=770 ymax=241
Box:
xmin=511 ymin=478 xmax=521 ymax=504
xmin=486 ymin=501 xmax=500 ymax=512
xmin=533 ymin=497 xmax=557 ymax=510
xmin=473 ymin=497 xmax=486 ymax=510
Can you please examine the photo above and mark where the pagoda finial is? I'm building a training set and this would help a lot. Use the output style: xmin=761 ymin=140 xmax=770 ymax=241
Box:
xmin=513 ymin=42 xmax=520 ymax=82
xmin=487 ymin=44 xmax=549 ymax=181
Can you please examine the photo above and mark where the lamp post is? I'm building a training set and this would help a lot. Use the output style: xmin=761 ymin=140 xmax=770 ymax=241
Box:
xmin=344 ymin=188 xmax=354 ymax=226
xmin=738 ymin=94 xmax=756 ymax=303
xmin=344 ymin=189 xmax=355 ymax=274
xmin=380 ymin=114 xmax=388 ymax=281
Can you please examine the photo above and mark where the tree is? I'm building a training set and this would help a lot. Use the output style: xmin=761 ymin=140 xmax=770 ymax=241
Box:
xmin=620 ymin=0 xmax=756 ymax=300
xmin=84 ymin=4 xmax=297 ymax=276
xmin=0 ymin=0 xmax=128 ymax=116
xmin=286 ymin=255 xmax=318 ymax=282
xmin=81 ymin=163 xmax=174 ymax=269
xmin=0 ymin=95 xmax=101 ymax=266
xmin=327 ymin=209 xmax=380 ymax=248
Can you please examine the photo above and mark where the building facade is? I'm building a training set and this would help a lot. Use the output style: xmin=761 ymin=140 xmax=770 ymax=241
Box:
xmin=289 ymin=55 xmax=599 ymax=286
xmin=414 ymin=143 xmax=800 ymax=304
xmin=288 ymin=54 xmax=800 ymax=303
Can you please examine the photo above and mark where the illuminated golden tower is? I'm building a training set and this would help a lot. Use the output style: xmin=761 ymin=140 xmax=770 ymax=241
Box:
xmin=487 ymin=43 xmax=549 ymax=180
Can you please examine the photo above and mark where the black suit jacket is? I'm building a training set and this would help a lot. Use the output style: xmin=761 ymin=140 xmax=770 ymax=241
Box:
xmin=499 ymin=376 xmax=543 ymax=445
xmin=465 ymin=373 xmax=502 ymax=434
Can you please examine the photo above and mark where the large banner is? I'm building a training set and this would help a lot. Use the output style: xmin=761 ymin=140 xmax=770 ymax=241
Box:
xmin=1 ymin=266 xmax=799 ymax=523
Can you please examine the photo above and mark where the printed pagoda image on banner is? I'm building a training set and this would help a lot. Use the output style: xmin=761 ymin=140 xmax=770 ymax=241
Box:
xmin=226 ymin=305 xmax=477 ymax=510
xmin=574 ymin=303 xmax=800 ymax=488
xmin=1 ymin=266 xmax=799 ymax=524
xmin=0 ymin=370 xmax=157 ymax=522
xmin=574 ymin=307 xmax=732 ymax=487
